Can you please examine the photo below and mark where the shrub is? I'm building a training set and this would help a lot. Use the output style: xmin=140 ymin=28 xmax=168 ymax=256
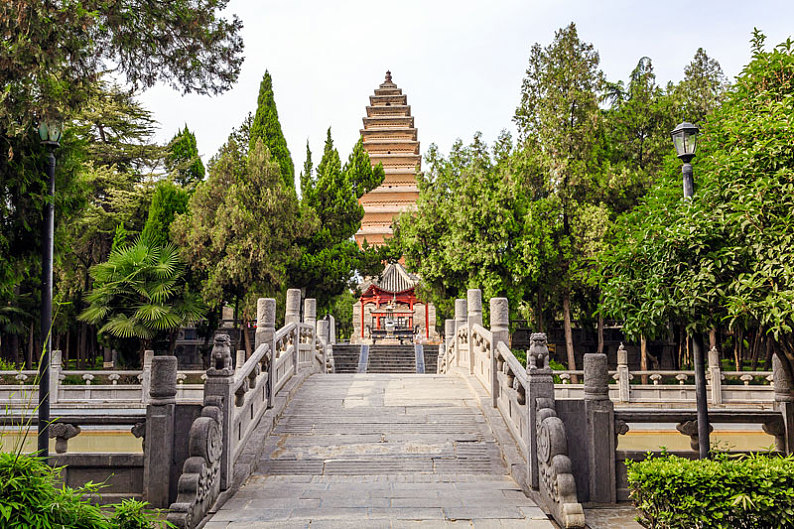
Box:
xmin=0 ymin=452 xmax=170 ymax=528
xmin=627 ymin=452 xmax=794 ymax=528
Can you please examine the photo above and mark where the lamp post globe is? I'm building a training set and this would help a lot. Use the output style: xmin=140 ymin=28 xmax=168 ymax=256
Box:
xmin=38 ymin=119 xmax=61 ymax=457
xmin=671 ymin=119 xmax=710 ymax=459
xmin=671 ymin=121 xmax=699 ymax=198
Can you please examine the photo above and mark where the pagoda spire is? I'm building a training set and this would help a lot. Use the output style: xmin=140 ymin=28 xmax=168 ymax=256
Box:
xmin=355 ymin=72 xmax=420 ymax=248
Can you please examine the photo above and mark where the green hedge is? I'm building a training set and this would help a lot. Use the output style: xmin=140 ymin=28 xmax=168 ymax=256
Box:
xmin=0 ymin=452 xmax=170 ymax=528
xmin=627 ymin=452 xmax=794 ymax=528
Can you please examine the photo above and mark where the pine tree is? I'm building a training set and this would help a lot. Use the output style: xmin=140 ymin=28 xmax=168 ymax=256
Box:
xmin=166 ymin=125 xmax=205 ymax=188
xmin=249 ymin=71 xmax=294 ymax=189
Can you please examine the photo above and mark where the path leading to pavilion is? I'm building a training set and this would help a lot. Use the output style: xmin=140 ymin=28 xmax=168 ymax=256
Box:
xmin=205 ymin=373 xmax=556 ymax=528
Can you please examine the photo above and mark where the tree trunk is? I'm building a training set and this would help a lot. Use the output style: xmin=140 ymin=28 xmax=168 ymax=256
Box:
xmin=536 ymin=289 xmax=544 ymax=333
xmin=26 ymin=322 xmax=34 ymax=369
xmin=64 ymin=328 xmax=70 ymax=366
xmin=750 ymin=330 xmax=762 ymax=372
xmin=243 ymin=322 xmax=252 ymax=358
xmin=640 ymin=335 xmax=648 ymax=384
xmin=11 ymin=333 xmax=20 ymax=367
xmin=562 ymin=291 xmax=576 ymax=382
xmin=78 ymin=323 xmax=87 ymax=370
xmin=709 ymin=328 xmax=718 ymax=351
xmin=596 ymin=312 xmax=604 ymax=354
xmin=734 ymin=329 xmax=743 ymax=371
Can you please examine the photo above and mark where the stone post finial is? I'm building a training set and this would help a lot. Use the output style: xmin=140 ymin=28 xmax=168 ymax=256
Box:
xmin=467 ymin=289 xmax=483 ymax=323
xmin=773 ymin=354 xmax=794 ymax=403
xmin=617 ymin=343 xmax=628 ymax=366
xmin=317 ymin=319 xmax=330 ymax=343
xmin=285 ymin=288 xmax=301 ymax=326
xmin=527 ymin=332 xmax=550 ymax=371
xmin=255 ymin=298 xmax=276 ymax=351
xmin=304 ymin=298 xmax=317 ymax=326
xmin=584 ymin=353 xmax=609 ymax=401
xmin=490 ymin=298 xmax=509 ymax=407
xmin=208 ymin=333 xmax=234 ymax=376
xmin=454 ymin=299 xmax=467 ymax=323
xmin=149 ymin=356 xmax=178 ymax=404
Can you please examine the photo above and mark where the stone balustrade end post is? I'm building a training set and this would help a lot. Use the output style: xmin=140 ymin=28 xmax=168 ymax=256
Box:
xmin=583 ymin=352 xmax=616 ymax=503
xmin=143 ymin=355 xmax=178 ymax=508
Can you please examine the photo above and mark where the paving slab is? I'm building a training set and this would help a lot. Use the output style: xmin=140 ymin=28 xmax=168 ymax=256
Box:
xmin=206 ymin=374 xmax=554 ymax=527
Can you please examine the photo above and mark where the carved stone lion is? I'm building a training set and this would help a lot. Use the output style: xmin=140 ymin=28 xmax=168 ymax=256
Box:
xmin=208 ymin=334 xmax=233 ymax=376
xmin=527 ymin=332 xmax=549 ymax=370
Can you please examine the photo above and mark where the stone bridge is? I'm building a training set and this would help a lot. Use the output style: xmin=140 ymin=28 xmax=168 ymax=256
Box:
xmin=4 ymin=288 xmax=792 ymax=528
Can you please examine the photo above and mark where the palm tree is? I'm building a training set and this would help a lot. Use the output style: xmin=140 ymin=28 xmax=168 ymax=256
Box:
xmin=79 ymin=237 xmax=204 ymax=363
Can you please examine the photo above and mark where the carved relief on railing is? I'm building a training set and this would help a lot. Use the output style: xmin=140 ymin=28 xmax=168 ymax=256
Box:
xmin=167 ymin=405 xmax=224 ymax=529
xmin=536 ymin=396 xmax=584 ymax=528
xmin=457 ymin=326 xmax=469 ymax=345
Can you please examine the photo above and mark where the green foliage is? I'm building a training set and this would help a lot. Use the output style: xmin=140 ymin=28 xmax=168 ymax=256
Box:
xmin=141 ymin=180 xmax=189 ymax=247
xmin=1 ymin=1 xmax=243 ymax=136
xmin=249 ymin=71 xmax=294 ymax=189
xmin=293 ymin=128 xmax=386 ymax=311
xmin=78 ymin=238 xmax=204 ymax=353
xmin=172 ymin=132 xmax=304 ymax=312
xmin=627 ymin=452 xmax=794 ymax=528
xmin=0 ymin=453 xmax=168 ymax=528
xmin=111 ymin=223 xmax=129 ymax=253
xmin=300 ymin=140 xmax=313 ymax=199
xmin=166 ymin=126 xmax=205 ymax=188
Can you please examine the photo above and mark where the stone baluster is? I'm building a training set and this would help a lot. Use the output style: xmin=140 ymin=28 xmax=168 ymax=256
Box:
xmin=285 ymin=289 xmax=301 ymax=374
xmin=616 ymin=343 xmax=630 ymax=402
xmin=467 ymin=289 xmax=482 ymax=375
xmin=454 ymin=299 xmax=467 ymax=368
xmin=773 ymin=354 xmax=794 ymax=454
xmin=526 ymin=333 xmax=553 ymax=490
xmin=328 ymin=315 xmax=337 ymax=344
xmin=318 ymin=319 xmax=330 ymax=371
xmin=583 ymin=352 xmax=616 ymax=503
xmin=490 ymin=298 xmax=509 ymax=408
xmin=204 ymin=334 xmax=235 ymax=489
xmin=444 ymin=319 xmax=455 ymax=372
xmin=143 ymin=355 xmax=178 ymax=508
xmin=234 ymin=350 xmax=244 ymax=373
xmin=140 ymin=349 xmax=154 ymax=405
xmin=708 ymin=346 xmax=723 ymax=405
xmin=50 ymin=349 xmax=61 ymax=405
xmin=255 ymin=298 xmax=277 ymax=408
xmin=49 ymin=422 xmax=80 ymax=454
xmin=285 ymin=288 xmax=301 ymax=326
xmin=304 ymin=298 xmax=317 ymax=338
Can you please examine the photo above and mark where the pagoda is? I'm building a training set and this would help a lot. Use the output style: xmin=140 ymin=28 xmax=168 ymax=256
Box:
xmin=354 ymin=71 xmax=420 ymax=247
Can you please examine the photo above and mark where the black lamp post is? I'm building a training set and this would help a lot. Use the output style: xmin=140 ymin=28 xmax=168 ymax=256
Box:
xmin=38 ymin=120 xmax=61 ymax=457
xmin=671 ymin=120 xmax=710 ymax=459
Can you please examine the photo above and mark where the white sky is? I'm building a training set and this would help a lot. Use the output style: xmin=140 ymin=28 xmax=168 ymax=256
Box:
xmin=138 ymin=0 xmax=794 ymax=184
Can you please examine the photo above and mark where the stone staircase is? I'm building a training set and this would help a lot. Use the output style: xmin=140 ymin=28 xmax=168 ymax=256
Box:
xmin=331 ymin=344 xmax=361 ymax=373
xmin=423 ymin=344 xmax=439 ymax=373
xmin=366 ymin=345 xmax=416 ymax=373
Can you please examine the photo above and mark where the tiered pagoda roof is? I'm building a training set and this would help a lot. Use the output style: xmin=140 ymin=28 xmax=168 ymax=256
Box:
xmin=355 ymin=71 xmax=420 ymax=247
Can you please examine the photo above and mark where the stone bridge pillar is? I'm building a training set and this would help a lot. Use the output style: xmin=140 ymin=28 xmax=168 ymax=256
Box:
xmin=467 ymin=289 xmax=482 ymax=375
xmin=454 ymin=299 xmax=467 ymax=368
xmin=144 ymin=356 xmax=177 ymax=508
xmin=526 ymin=333 xmax=553 ymax=490
xmin=204 ymin=334 xmax=235 ymax=490
xmin=583 ymin=352 xmax=616 ymax=503
xmin=285 ymin=288 xmax=301 ymax=326
xmin=304 ymin=298 xmax=317 ymax=335
xmin=773 ymin=354 xmax=794 ymax=454
xmin=490 ymin=298 xmax=509 ymax=408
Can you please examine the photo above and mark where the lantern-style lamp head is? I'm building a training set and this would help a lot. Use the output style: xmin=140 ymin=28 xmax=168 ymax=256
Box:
xmin=38 ymin=120 xmax=62 ymax=147
xmin=671 ymin=121 xmax=698 ymax=162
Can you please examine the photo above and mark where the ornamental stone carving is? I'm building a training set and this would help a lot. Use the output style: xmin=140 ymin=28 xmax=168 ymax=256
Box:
xmin=528 ymin=333 xmax=549 ymax=371
xmin=535 ymin=397 xmax=585 ymax=528
xmin=208 ymin=334 xmax=233 ymax=376
xmin=167 ymin=406 xmax=223 ymax=529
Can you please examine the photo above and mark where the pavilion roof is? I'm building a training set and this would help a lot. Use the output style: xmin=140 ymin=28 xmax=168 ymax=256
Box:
xmin=360 ymin=262 xmax=419 ymax=294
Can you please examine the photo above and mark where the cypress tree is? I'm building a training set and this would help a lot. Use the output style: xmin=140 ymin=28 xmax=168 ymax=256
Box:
xmin=249 ymin=71 xmax=294 ymax=188
xmin=166 ymin=125 xmax=205 ymax=188
xmin=300 ymin=140 xmax=313 ymax=199
xmin=141 ymin=180 xmax=190 ymax=247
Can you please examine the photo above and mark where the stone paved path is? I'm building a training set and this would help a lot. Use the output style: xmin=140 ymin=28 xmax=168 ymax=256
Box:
xmin=205 ymin=374 xmax=555 ymax=528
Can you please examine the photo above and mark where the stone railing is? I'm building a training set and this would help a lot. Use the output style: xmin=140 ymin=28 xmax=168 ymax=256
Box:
xmin=552 ymin=343 xmax=773 ymax=406
xmin=0 ymin=350 xmax=205 ymax=407
xmin=439 ymin=289 xmax=584 ymax=528
xmin=0 ymin=413 xmax=145 ymax=501
xmin=162 ymin=290 xmax=334 ymax=529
